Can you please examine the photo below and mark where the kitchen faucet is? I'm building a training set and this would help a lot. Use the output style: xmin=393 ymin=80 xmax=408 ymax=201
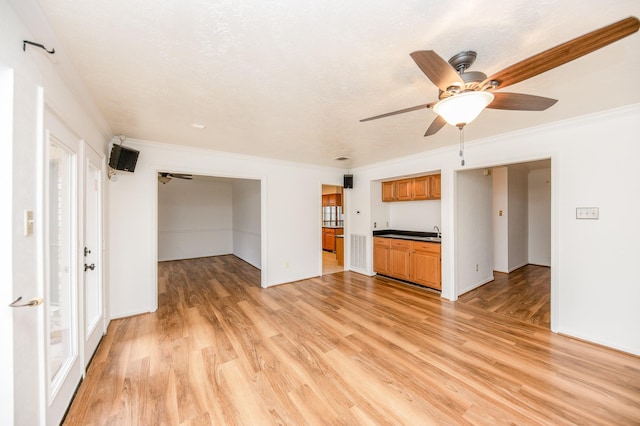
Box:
xmin=434 ymin=225 xmax=440 ymax=238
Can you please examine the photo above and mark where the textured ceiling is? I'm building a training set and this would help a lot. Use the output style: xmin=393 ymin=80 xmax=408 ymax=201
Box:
xmin=36 ymin=0 xmax=640 ymax=168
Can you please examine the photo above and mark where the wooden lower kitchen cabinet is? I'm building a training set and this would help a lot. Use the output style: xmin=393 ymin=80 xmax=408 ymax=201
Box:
xmin=373 ymin=237 xmax=390 ymax=274
xmin=336 ymin=236 xmax=344 ymax=266
xmin=411 ymin=241 xmax=441 ymax=290
xmin=389 ymin=239 xmax=411 ymax=280
xmin=323 ymin=227 xmax=343 ymax=252
xmin=373 ymin=237 xmax=441 ymax=290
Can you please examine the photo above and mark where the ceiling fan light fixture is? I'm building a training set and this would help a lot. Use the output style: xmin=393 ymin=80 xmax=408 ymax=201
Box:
xmin=433 ymin=91 xmax=494 ymax=127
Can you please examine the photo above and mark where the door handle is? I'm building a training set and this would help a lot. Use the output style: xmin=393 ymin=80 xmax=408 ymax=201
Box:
xmin=84 ymin=263 xmax=95 ymax=271
xmin=9 ymin=296 xmax=43 ymax=307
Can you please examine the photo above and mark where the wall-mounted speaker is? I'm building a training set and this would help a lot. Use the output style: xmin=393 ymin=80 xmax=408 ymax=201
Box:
xmin=109 ymin=144 xmax=139 ymax=172
xmin=343 ymin=174 xmax=353 ymax=189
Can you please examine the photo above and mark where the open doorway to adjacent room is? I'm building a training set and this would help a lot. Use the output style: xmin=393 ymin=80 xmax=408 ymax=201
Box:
xmin=455 ymin=159 xmax=551 ymax=328
xmin=156 ymin=173 xmax=262 ymax=298
xmin=321 ymin=184 xmax=345 ymax=275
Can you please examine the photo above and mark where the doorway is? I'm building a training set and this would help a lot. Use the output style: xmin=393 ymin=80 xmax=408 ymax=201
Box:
xmin=321 ymin=184 xmax=344 ymax=275
xmin=156 ymin=174 xmax=262 ymax=291
xmin=455 ymin=159 xmax=552 ymax=328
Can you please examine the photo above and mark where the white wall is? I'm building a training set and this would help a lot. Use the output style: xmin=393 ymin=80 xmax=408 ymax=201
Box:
xmin=351 ymin=104 xmax=640 ymax=355
xmin=456 ymin=169 xmax=494 ymax=294
xmin=109 ymin=140 xmax=343 ymax=318
xmin=528 ymin=168 xmax=551 ymax=266
xmin=2 ymin=1 xmax=111 ymax=423
xmin=232 ymin=179 xmax=261 ymax=268
xmin=507 ymin=166 xmax=528 ymax=271
xmin=492 ymin=167 xmax=508 ymax=272
xmin=158 ymin=178 xmax=233 ymax=261
xmin=389 ymin=201 xmax=441 ymax=231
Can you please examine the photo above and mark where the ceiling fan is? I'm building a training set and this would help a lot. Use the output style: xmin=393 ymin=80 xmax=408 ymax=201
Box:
xmin=360 ymin=16 xmax=639 ymax=136
xmin=158 ymin=172 xmax=193 ymax=184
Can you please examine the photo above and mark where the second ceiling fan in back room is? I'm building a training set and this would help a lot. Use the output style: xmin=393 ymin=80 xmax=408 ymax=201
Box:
xmin=158 ymin=172 xmax=193 ymax=184
xmin=360 ymin=16 xmax=640 ymax=138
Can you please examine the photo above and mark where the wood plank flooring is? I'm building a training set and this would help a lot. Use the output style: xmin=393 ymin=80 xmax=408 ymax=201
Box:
xmin=458 ymin=265 xmax=550 ymax=328
xmin=63 ymin=255 xmax=640 ymax=425
xmin=322 ymin=250 xmax=343 ymax=275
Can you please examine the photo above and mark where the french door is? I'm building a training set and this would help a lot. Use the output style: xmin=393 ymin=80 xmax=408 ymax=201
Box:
xmin=43 ymin=108 xmax=105 ymax=425
xmin=82 ymin=144 xmax=104 ymax=366
xmin=43 ymin=108 xmax=82 ymax=425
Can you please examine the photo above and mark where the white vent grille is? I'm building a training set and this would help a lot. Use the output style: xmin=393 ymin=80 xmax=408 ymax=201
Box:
xmin=350 ymin=234 xmax=367 ymax=269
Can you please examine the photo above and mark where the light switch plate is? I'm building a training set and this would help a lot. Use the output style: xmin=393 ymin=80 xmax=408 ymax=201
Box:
xmin=24 ymin=210 xmax=34 ymax=236
xmin=576 ymin=207 xmax=599 ymax=220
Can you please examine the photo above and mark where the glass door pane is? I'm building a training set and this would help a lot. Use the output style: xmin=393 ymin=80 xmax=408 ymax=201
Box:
xmin=47 ymin=138 xmax=76 ymax=389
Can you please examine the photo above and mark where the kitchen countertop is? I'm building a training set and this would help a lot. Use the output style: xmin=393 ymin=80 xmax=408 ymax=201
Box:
xmin=373 ymin=229 xmax=441 ymax=243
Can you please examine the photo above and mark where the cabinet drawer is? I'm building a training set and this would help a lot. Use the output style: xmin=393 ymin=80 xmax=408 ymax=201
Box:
xmin=412 ymin=241 xmax=441 ymax=253
xmin=389 ymin=239 xmax=410 ymax=249
xmin=373 ymin=237 xmax=390 ymax=246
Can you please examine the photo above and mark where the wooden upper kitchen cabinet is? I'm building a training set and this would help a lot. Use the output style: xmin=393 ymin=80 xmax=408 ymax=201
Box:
xmin=411 ymin=241 xmax=441 ymax=290
xmin=382 ymin=181 xmax=395 ymax=202
xmin=381 ymin=174 xmax=441 ymax=202
xmin=322 ymin=193 xmax=343 ymax=207
xmin=389 ymin=239 xmax=411 ymax=280
xmin=395 ymin=179 xmax=413 ymax=201
xmin=373 ymin=237 xmax=390 ymax=274
xmin=429 ymin=174 xmax=441 ymax=200
xmin=413 ymin=176 xmax=429 ymax=200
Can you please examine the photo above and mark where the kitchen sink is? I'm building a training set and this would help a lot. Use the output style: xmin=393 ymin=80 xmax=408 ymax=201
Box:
xmin=379 ymin=234 xmax=441 ymax=243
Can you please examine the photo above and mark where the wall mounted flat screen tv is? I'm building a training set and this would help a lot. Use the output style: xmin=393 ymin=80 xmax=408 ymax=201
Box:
xmin=109 ymin=144 xmax=139 ymax=172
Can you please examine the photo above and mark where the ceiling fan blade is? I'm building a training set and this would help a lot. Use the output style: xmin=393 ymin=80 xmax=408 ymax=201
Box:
xmin=171 ymin=173 xmax=193 ymax=179
xmin=484 ymin=16 xmax=640 ymax=90
xmin=360 ymin=102 xmax=435 ymax=122
xmin=488 ymin=92 xmax=558 ymax=111
xmin=424 ymin=115 xmax=446 ymax=137
xmin=410 ymin=50 xmax=465 ymax=92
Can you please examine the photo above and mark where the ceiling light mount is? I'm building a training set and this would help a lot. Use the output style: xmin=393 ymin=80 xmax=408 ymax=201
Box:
xmin=448 ymin=51 xmax=477 ymax=73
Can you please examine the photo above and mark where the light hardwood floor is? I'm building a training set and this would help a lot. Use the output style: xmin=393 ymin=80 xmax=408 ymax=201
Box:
xmin=322 ymin=250 xmax=343 ymax=275
xmin=63 ymin=255 xmax=640 ymax=425
xmin=458 ymin=265 xmax=550 ymax=328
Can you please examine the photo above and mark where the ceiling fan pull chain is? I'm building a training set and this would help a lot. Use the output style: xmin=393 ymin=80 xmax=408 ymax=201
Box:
xmin=459 ymin=125 xmax=465 ymax=166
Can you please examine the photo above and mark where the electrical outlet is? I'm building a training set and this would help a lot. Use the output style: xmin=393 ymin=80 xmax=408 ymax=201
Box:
xmin=475 ymin=264 xmax=479 ymax=272
xmin=576 ymin=207 xmax=599 ymax=219
xmin=373 ymin=222 xmax=377 ymax=228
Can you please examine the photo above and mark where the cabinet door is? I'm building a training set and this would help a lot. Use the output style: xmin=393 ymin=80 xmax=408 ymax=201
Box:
xmin=389 ymin=239 xmax=411 ymax=280
xmin=411 ymin=242 xmax=441 ymax=289
xmin=413 ymin=176 xmax=429 ymax=200
xmin=429 ymin=174 xmax=441 ymax=200
xmin=395 ymin=178 xmax=413 ymax=201
xmin=326 ymin=233 xmax=335 ymax=251
xmin=382 ymin=181 xmax=395 ymax=202
xmin=373 ymin=237 xmax=390 ymax=274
